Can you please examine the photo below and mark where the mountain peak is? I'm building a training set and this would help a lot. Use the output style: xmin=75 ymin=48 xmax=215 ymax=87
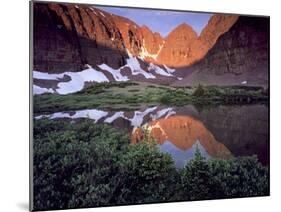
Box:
xmin=177 ymin=22 xmax=193 ymax=29
xmin=167 ymin=22 xmax=198 ymax=40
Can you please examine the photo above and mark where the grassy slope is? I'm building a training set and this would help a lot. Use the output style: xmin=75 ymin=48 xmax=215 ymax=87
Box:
xmin=34 ymin=81 xmax=268 ymax=114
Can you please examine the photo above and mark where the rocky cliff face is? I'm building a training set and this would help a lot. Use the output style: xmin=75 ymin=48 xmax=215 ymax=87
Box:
xmin=139 ymin=26 xmax=164 ymax=63
xmin=33 ymin=2 xmax=238 ymax=73
xmin=199 ymin=14 xmax=239 ymax=50
xmin=173 ymin=16 xmax=269 ymax=87
xmin=33 ymin=3 xmax=129 ymax=73
xmin=112 ymin=15 xmax=143 ymax=57
xmin=33 ymin=2 xmax=182 ymax=93
xmin=33 ymin=2 xmax=269 ymax=93
xmin=156 ymin=15 xmax=238 ymax=68
xmin=156 ymin=23 xmax=198 ymax=67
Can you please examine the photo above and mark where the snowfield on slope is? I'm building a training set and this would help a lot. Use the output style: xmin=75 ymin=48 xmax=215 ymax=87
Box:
xmin=33 ymin=65 xmax=109 ymax=94
xmin=33 ymin=56 xmax=177 ymax=95
xmin=98 ymin=64 xmax=129 ymax=81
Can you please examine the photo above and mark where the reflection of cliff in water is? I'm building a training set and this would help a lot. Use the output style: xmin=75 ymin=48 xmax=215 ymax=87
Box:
xmin=131 ymin=115 xmax=232 ymax=167
xmin=159 ymin=140 xmax=210 ymax=168
xmin=36 ymin=104 xmax=269 ymax=165
xmin=175 ymin=104 xmax=269 ymax=165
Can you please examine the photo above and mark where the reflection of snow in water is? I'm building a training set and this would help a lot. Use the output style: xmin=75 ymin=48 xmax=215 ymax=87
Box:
xmin=35 ymin=106 xmax=176 ymax=128
xmin=104 ymin=112 xmax=125 ymax=123
xmin=159 ymin=140 xmax=210 ymax=168
xmin=36 ymin=109 xmax=108 ymax=123
xmin=129 ymin=107 xmax=157 ymax=128
xmin=150 ymin=107 xmax=176 ymax=120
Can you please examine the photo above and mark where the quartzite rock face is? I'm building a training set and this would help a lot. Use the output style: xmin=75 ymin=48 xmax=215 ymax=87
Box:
xmin=33 ymin=3 xmax=128 ymax=73
xmin=139 ymin=26 xmax=164 ymax=62
xmin=33 ymin=3 xmax=269 ymax=88
xmin=111 ymin=16 xmax=165 ymax=63
xmin=156 ymin=15 xmax=238 ymax=68
xmin=156 ymin=23 xmax=198 ymax=67
xmin=33 ymin=2 xmax=239 ymax=73
xmin=173 ymin=16 xmax=269 ymax=87
xmin=112 ymin=15 xmax=143 ymax=57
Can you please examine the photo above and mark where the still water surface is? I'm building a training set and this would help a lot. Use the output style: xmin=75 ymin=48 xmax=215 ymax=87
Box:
xmin=36 ymin=104 xmax=269 ymax=168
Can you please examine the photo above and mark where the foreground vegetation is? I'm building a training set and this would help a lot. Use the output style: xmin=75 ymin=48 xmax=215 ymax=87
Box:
xmin=34 ymin=82 xmax=268 ymax=114
xmin=33 ymin=119 xmax=269 ymax=211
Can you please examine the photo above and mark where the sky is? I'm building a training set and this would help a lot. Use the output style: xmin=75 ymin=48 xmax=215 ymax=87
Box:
xmin=97 ymin=6 xmax=213 ymax=37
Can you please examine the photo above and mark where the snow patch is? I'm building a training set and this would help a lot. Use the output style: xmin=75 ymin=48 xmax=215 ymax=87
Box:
xmin=90 ymin=7 xmax=97 ymax=15
xmin=33 ymin=85 xmax=54 ymax=95
xmin=139 ymin=39 xmax=163 ymax=60
xmin=99 ymin=11 xmax=105 ymax=17
xmin=148 ymin=63 xmax=173 ymax=77
xmin=33 ymin=71 xmax=63 ymax=80
xmin=33 ymin=66 xmax=109 ymax=94
xmin=164 ymin=65 xmax=175 ymax=74
xmin=125 ymin=54 xmax=156 ymax=79
xmin=241 ymin=81 xmax=247 ymax=85
xmin=75 ymin=5 xmax=79 ymax=9
xmin=98 ymin=64 xmax=129 ymax=81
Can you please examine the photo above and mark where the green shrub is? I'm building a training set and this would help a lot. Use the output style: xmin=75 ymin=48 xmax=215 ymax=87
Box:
xmin=33 ymin=119 xmax=269 ymax=210
xmin=33 ymin=119 xmax=129 ymax=210
xmin=159 ymin=94 xmax=171 ymax=104
xmin=193 ymin=84 xmax=205 ymax=96
xmin=115 ymin=142 xmax=178 ymax=204
xmin=178 ymin=147 xmax=269 ymax=201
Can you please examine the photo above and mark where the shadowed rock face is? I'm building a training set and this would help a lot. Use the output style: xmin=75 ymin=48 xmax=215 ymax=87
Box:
xmin=199 ymin=15 xmax=239 ymax=50
xmin=112 ymin=14 xmax=143 ymax=57
xmin=33 ymin=3 xmax=128 ymax=72
xmin=173 ymin=16 xmax=269 ymax=87
xmin=131 ymin=115 xmax=232 ymax=159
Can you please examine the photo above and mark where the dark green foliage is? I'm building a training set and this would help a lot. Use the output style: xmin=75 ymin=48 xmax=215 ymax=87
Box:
xmin=178 ymin=147 xmax=269 ymax=201
xmin=33 ymin=119 xmax=129 ymax=210
xmin=115 ymin=142 xmax=178 ymax=204
xmin=193 ymin=84 xmax=205 ymax=96
xmin=127 ymin=89 xmax=140 ymax=92
xmin=33 ymin=120 xmax=269 ymax=210
xmin=77 ymin=81 xmax=139 ymax=94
